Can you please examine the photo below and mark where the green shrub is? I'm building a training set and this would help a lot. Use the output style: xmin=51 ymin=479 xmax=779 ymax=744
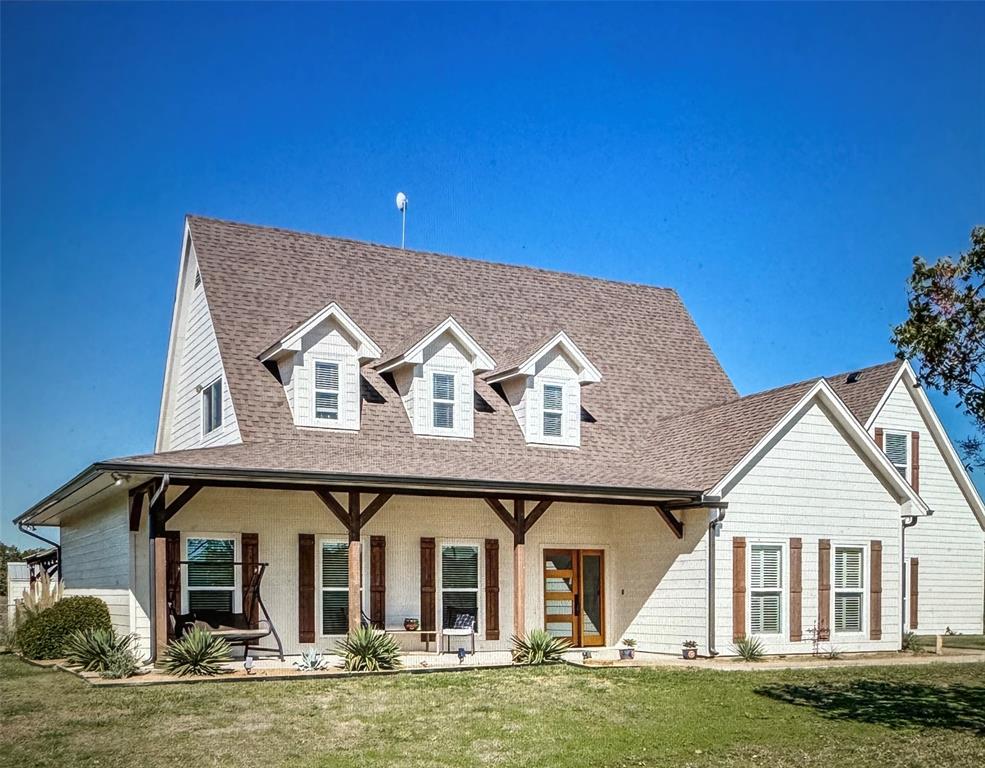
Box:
xmin=162 ymin=628 xmax=232 ymax=677
xmin=511 ymin=629 xmax=571 ymax=665
xmin=902 ymin=631 xmax=924 ymax=653
xmin=731 ymin=635 xmax=767 ymax=662
xmin=335 ymin=627 xmax=402 ymax=671
xmin=17 ymin=596 xmax=111 ymax=660
xmin=64 ymin=628 xmax=139 ymax=672
xmin=101 ymin=648 xmax=141 ymax=679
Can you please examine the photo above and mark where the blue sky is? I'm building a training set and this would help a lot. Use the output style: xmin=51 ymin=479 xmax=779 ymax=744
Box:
xmin=2 ymin=2 xmax=983 ymax=547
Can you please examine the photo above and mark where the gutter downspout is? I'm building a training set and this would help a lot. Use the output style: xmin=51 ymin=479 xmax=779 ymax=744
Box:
xmin=17 ymin=522 xmax=62 ymax=580
xmin=901 ymin=510 xmax=930 ymax=640
xmin=707 ymin=505 xmax=727 ymax=657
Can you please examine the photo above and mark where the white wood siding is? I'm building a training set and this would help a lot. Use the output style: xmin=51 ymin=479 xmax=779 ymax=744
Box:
xmin=160 ymin=247 xmax=241 ymax=451
xmin=873 ymin=379 xmax=985 ymax=633
xmin=719 ymin=402 xmax=903 ymax=655
xmin=140 ymin=489 xmax=698 ymax=656
xmin=396 ymin=333 xmax=475 ymax=438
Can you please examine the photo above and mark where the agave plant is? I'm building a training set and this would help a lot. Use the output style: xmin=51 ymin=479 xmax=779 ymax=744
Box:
xmin=101 ymin=647 xmax=141 ymax=679
xmin=730 ymin=635 xmax=767 ymax=662
xmin=335 ymin=627 xmax=402 ymax=671
xmin=64 ymin=627 xmax=139 ymax=672
xmin=511 ymin=629 xmax=571 ymax=665
xmin=293 ymin=648 xmax=331 ymax=671
xmin=162 ymin=627 xmax=232 ymax=677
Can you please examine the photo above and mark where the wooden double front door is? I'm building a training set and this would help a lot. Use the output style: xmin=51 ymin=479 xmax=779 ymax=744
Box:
xmin=543 ymin=549 xmax=605 ymax=647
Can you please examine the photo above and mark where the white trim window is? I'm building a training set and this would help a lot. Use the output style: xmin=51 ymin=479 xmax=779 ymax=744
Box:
xmin=884 ymin=431 xmax=909 ymax=479
xmin=201 ymin=379 xmax=223 ymax=435
xmin=314 ymin=361 xmax=340 ymax=422
xmin=432 ymin=372 xmax=456 ymax=430
xmin=320 ymin=540 xmax=350 ymax=635
xmin=440 ymin=543 xmax=480 ymax=631
xmin=749 ymin=544 xmax=783 ymax=636
xmin=543 ymin=383 xmax=564 ymax=438
xmin=185 ymin=536 xmax=236 ymax=612
xmin=834 ymin=546 xmax=865 ymax=634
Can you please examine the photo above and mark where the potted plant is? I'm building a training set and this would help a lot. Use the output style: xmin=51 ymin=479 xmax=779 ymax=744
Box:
xmin=404 ymin=617 xmax=420 ymax=631
xmin=682 ymin=639 xmax=698 ymax=660
xmin=619 ymin=638 xmax=637 ymax=660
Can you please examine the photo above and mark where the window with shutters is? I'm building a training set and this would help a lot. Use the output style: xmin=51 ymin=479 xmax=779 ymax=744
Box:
xmin=313 ymin=361 xmax=340 ymax=422
xmin=543 ymin=383 xmax=564 ymax=438
xmin=185 ymin=536 xmax=237 ymax=612
xmin=749 ymin=544 xmax=783 ymax=635
xmin=320 ymin=540 xmax=352 ymax=635
xmin=440 ymin=543 xmax=480 ymax=632
xmin=883 ymin=431 xmax=909 ymax=480
xmin=432 ymin=372 xmax=456 ymax=430
xmin=201 ymin=379 xmax=223 ymax=435
xmin=834 ymin=546 xmax=865 ymax=634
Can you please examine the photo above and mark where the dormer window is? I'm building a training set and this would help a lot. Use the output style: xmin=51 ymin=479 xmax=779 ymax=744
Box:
xmin=884 ymin=431 xmax=909 ymax=479
xmin=259 ymin=302 xmax=381 ymax=432
xmin=432 ymin=372 xmax=456 ymax=429
xmin=543 ymin=384 xmax=563 ymax=437
xmin=375 ymin=317 xmax=495 ymax=439
xmin=314 ymin=361 xmax=340 ymax=421
xmin=485 ymin=331 xmax=600 ymax=448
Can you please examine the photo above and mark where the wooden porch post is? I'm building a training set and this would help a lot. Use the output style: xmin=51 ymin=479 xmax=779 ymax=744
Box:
xmin=149 ymin=484 xmax=168 ymax=661
xmin=348 ymin=491 xmax=362 ymax=633
xmin=513 ymin=499 xmax=526 ymax=639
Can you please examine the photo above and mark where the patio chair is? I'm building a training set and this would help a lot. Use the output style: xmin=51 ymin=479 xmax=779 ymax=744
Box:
xmin=441 ymin=606 xmax=476 ymax=655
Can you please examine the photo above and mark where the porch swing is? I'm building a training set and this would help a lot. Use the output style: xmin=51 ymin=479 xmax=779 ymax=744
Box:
xmin=170 ymin=560 xmax=285 ymax=660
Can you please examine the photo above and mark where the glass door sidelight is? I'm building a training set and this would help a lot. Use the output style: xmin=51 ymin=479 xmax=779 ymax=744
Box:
xmin=543 ymin=549 xmax=605 ymax=647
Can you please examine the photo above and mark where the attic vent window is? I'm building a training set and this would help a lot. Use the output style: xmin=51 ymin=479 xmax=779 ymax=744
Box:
xmin=314 ymin=362 xmax=340 ymax=421
xmin=194 ymin=270 xmax=201 ymax=289
xmin=543 ymin=384 xmax=563 ymax=437
xmin=884 ymin=431 xmax=909 ymax=478
xmin=432 ymin=373 xmax=456 ymax=429
xmin=846 ymin=371 xmax=861 ymax=384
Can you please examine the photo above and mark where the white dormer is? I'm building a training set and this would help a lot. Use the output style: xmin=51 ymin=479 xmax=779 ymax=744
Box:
xmin=260 ymin=303 xmax=381 ymax=431
xmin=376 ymin=317 xmax=495 ymax=439
xmin=485 ymin=332 xmax=601 ymax=447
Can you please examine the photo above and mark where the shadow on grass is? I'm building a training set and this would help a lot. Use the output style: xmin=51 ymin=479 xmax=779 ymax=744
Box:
xmin=756 ymin=680 xmax=985 ymax=734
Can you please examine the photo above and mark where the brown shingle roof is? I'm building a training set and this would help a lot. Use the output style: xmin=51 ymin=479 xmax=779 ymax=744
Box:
xmin=170 ymin=215 xmax=737 ymax=491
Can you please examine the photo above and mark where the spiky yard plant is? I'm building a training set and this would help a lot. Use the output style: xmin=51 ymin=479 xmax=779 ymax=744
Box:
xmin=902 ymin=631 xmax=924 ymax=653
xmin=162 ymin=627 xmax=232 ymax=677
xmin=101 ymin=647 xmax=141 ymax=679
xmin=335 ymin=627 xmax=402 ymax=671
xmin=293 ymin=648 xmax=331 ymax=671
xmin=731 ymin=635 xmax=767 ymax=662
xmin=511 ymin=629 xmax=571 ymax=665
xmin=64 ymin=628 xmax=139 ymax=672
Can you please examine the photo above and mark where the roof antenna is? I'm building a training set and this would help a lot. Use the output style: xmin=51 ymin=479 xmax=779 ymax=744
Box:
xmin=395 ymin=192 xmax=408 ymax=249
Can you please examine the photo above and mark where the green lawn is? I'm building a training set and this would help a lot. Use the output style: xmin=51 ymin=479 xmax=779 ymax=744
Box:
xmin=1 ymin=656 xmax=983 ymax=768
xmin=917 ymin=634 xmax=985 ymax=650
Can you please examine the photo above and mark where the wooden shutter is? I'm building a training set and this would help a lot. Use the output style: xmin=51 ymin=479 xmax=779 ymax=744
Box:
xmin=911 ymin=432 xmax=920 ymax=493
xmin=241 ymin=532 xmax=259 ymax=628
xmin=789 ymin=538 xmax=803 ymax=641
xmin=869 ymin=540 xmax=882 ymax=640
xmin=485 ymin=539 xmax=500 ymax=640
xmin=420 ymin=537 xmax=436 ymax=641
xmin=874 ymin=427 xmax=884 ymax=450
xmin=370 ymin=536 xmax=386 ymax=628
xmin=909 ymin=557 xmax=919 ymax=629
xmin=165 ymin=531 xmax=181 ymax=635
xmin=818 ymin=539 xmax=831 ymax=637
xmin=298 ymin=534 xmax=315 ymax=644
xmin=732 ymin=537 xmax=746 ymax=641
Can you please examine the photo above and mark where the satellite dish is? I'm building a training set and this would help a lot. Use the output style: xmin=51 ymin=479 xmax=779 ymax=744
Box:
xmin=395 ymin=192 xmax=408 ymax=212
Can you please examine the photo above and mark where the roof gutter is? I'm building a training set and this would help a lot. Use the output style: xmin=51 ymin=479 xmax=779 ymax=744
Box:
xmin=706 ymin=498 xmax=727 ymax=658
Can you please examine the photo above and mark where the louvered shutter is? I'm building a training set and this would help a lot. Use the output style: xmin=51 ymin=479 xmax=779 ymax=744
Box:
xmin=241 ymin=532 xmax=259 ymax=628
xmin=911 ymin=432 xmax=920 ymax=493
xmin=789 ymin=538 xmax=803 ymax=641
xmin=869 ymin=540 xmax=882 ymax=640
xmin=909 ymin=558 xmax=919 ymax=629
xmin=420 ymin=538 xmax=436 ymax=640
xmin=298 ymin=534 xmax=315 ymax=643
xmin=484 ymin=539 xmax=500 ymax=640
xmin=370 ymin=536 xmax=386 ymax=628
xmin=732 ymin=537 xmax=746 ymax=641
xmin=165 ymin=531 xmax=181 ymax=635
xmin=818 ymin=539 xmax=831 ymax=636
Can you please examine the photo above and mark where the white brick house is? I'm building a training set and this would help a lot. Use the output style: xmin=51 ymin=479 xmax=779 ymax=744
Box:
xmin=15 ymin=216 xmax=984 ymax=662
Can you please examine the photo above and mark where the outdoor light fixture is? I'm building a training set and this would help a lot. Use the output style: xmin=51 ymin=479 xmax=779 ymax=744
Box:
xmin=244 ymin=655 xmax=254 ymax=675
xmin=457 ymin=647 xmax=467 ymax=663
xmin=111 ymin=472 xmax=130 ymax=487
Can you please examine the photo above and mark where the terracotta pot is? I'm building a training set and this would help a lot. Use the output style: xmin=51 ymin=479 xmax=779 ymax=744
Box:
xmin=404 ymin=618 xmax=420 ymax=631
xmin=682 ymin=648 xmax=697 ymax=660
xmin=619 ymin=648 xmax=635 ymax=660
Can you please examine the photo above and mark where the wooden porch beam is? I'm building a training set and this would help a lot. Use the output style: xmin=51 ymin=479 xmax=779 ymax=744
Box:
xmin=348 ymin=491 xmax=361 ymax=541
xmin=128 ymin=490 xmax=144 ymax=532
xmin=483 ymin=497 xmax=517 ymax=535
xmin=655 ymin=504 xmax=684 ymax=539
xmin=359 ymin=493 xmax=392 ymax=528
xmin=664 ymin=499 xmax=728 ymax=512
xmin=162 ymin=484 xmax=202 ymax=524
xmin=314 ymin=489 xmax=351 ymax=530
xmin=523 ymin=500 xmax=553 ymax=534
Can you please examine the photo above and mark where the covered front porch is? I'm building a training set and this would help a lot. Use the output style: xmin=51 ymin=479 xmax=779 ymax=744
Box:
xmin=126 ymin=471 xmax=721 ymax=661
